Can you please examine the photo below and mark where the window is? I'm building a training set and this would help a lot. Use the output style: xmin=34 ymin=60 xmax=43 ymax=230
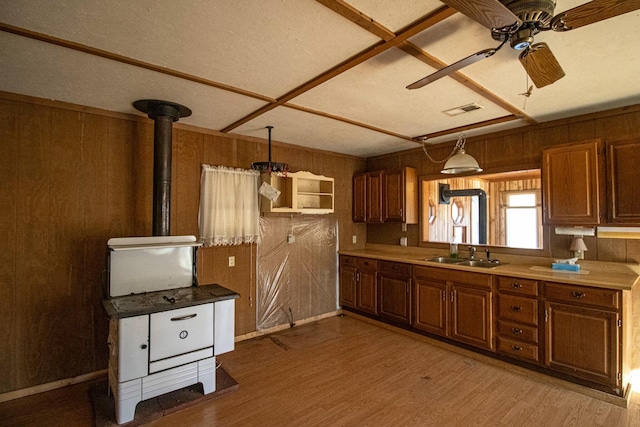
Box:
xmin=501 ymin=191 xmax=542 ymax=249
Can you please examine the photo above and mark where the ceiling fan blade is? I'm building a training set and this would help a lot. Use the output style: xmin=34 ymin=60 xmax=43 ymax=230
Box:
xmin=407 ymin=45 xmax=503 ymax=90
xmin=551 ymin=0 xmax=640 ymax=31
xmin=519 ymin=43 xmax=565 ymax=88
xmin=440 ymin=0 xmax=522 ymax=30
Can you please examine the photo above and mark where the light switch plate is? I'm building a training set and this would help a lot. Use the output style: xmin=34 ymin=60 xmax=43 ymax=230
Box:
xmin=228 ymin=256 xmax=235 ymax=267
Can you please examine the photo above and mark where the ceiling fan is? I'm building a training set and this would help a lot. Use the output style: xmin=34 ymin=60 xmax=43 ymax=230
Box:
xmin=407 ymin=0 xmax=640 ymax=89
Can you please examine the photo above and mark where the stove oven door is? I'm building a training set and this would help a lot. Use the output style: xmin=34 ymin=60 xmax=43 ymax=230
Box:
xmin=149 ymin=303 xmax=214 ymax=373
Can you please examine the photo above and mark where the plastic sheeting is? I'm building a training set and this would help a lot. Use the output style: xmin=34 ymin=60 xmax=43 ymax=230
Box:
xmin=256 ymin=216 xmax=338 ymax=330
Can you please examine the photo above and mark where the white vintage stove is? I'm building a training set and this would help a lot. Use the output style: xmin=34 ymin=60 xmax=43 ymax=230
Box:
xmin=102 ymin=235 xmax=239 ymax=424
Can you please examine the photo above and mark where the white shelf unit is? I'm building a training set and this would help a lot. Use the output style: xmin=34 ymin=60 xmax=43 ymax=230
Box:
xmin=261 ymin=171 xmax=334 ymax=214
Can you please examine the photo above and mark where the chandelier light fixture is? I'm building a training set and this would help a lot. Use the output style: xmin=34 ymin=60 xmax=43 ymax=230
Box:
xmin=422 ymin=133 xmax=483 ymax=174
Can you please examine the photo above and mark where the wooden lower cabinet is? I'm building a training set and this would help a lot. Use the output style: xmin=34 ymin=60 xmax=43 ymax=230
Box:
xmin=414 ymin=277 xmax=447 ymax=336
xmin=339 ymin=256 xmax=377 ymax=315
xmin=378 ymin=261 xmax=412 ymax=325
xmin=341 ymin=256 xmax=630 ymax=396
xmin=339 ymin=263 xmax=357 ymax=308
xmin=413 ymin=266 xmax=494 ymax=351
xmin=357 ymin=267 xmax=378 ymax=315
xmin=450 ymin=283 xmax=494 ymax=350
xmin=544 ymin=281 xmax=622 ymax=392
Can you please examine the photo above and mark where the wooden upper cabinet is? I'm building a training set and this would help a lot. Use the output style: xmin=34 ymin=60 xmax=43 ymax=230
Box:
xmin=606 ymin=136 xmax=640 ymax=224
xmin=353 ymin=167 xmax=417 ymax=224
xmin=384 ymin=168 xmax=417 ymax=224
xmin=542 ymin=139 xmax=603 ymax=225
xmin=366 ymin=171 xmax=384 ymax=223
xmin=352 ymin=173 xmax=367 ymax=223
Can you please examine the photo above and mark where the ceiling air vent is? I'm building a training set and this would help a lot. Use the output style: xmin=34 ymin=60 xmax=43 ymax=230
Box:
xmin=442 ymin=103 xmax=483 ymax=116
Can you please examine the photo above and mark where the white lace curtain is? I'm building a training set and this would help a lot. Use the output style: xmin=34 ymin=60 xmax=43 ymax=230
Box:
xmin=199 ymin=165 xmax=260 ymax=246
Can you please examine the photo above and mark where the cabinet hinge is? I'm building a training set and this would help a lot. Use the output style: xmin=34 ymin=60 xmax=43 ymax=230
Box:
xmin=618 ymin=319 xmax=622 ymax=328
xmin=544 ymin=309 xmax=549 ymax=323
xmin=618 ymin=372 xmax=622 ymax=381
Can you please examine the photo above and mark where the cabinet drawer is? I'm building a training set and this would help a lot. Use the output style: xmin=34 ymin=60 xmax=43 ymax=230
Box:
xmin=340 ymin=255 xmax=357 ymax=267
xmin=497 ymin=276 xmax=539 ymax=297
xmin=497 ymin=337 xmax=540 ymax=363
xmin=498 ymin=294 xmax=538 ymax=325
xmin=497 ymin=320 xmax=539 ymax=344
xmin=544 ymin=282 xmax=619 ymax=310
xmin=378 ymin=260 xmax=411 ymax=276
xmin=356 ymin=257 xmax=377 ymax=270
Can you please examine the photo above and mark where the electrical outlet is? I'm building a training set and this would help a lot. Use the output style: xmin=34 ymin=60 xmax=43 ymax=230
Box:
xmin=228 ymin=256 xmax=235 ymax=267
xmin=287 ymin=234 xmax=295 ymax=243
xmin=352 ymin=235 xmax=357 ymax=244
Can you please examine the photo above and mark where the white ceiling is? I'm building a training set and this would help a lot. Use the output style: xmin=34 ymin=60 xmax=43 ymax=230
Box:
xmin=1 ymin=0 xmax=639 ymax=158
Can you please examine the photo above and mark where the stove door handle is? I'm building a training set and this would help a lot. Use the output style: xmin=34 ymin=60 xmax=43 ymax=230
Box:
xmin=170 ymin=313 xmax=197 ymax=321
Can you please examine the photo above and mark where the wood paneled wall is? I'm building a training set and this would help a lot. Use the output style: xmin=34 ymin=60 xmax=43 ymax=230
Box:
xmin=0 ymin=92 xmax=365 ymax=394
xmin=367 ymin=104 xmax=640 ymax=263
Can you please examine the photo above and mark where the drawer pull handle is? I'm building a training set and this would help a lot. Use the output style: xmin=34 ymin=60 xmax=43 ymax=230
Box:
xmin=511 ymin=306 xmax=522 ymax=312
xmin=171 ymin=313 xmax=198 ymax=321
xmin=511 ymin=345 xmax=523 ymax=352
xmin=571 ymin=291 xmax=586 ymax=299
xmin=511 ymin=327 xmax=523 ymax=335
xmin=140 ymin=344 xmax=148 ymax=350
xmin=511 ymin=283 xmax=523 ymax=289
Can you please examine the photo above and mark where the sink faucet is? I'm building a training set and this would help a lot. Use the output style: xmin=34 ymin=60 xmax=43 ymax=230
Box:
xmin=468 ymin=246 xmax=476 ymax=260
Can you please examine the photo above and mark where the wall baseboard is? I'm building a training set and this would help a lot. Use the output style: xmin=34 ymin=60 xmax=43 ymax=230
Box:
xmin=0 ymin=369 xmax=108 ymax=403
xmin=234 ymin=310 xmax=342 ymax=342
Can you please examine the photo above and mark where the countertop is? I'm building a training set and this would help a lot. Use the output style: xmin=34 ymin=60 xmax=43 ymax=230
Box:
xmin=102 ymin=283 xmax=240 ymax=319
xmin=339 ymin=245 xmax=640 ymax=291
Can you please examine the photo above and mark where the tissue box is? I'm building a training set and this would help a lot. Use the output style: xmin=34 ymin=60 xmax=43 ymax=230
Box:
xmin=552 ymin=263 xmax=581 ymax=272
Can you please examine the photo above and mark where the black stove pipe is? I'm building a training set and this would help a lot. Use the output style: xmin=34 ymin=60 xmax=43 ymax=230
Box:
xmin=133 ymin=100 xmax=192 ymax=236
xmin=439 ymin=183 xmax=488 ymax=245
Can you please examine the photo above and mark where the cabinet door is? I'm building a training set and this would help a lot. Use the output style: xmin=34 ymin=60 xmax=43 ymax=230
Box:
xmin=545 ymin=302 xmax=620 ymax=389
xmin=413 ymin=277 xmax=447 ymax=336
xmin=339 ymin=265 xmax=357 ymax=309
xmin=384 ymin=169 xmax=405 ymax=222
xmin=366 ymin=171 xmax=384 ymax=223
xmin=353 ymin=173 xmax=367 ymax=222
xmin=606 ymin=137 xmax=640 ymax=223
xmin=542 ymin=139 xmax=602 ymax=225
xmin=378 ymin=273 xmax=411 ymax=325
xmin=357 ymin=269 xmax=378 ymax=315
xmin=450 ymin=284 xmax=494 ymax=350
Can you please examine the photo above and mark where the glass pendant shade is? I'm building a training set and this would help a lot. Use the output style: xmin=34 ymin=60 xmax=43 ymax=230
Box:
xmin=441 ymin=148 xmax=483 ymax=174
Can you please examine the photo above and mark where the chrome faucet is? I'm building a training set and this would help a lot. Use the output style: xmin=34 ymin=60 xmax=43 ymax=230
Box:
xmin=468 ymin=246 xmax=476 ymax=260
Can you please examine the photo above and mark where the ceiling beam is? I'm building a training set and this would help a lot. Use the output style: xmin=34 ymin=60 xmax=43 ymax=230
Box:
xmin=284 ymin=103 xmax=416 ymax=141
xmin=317 ymin=0 xmax=536 ymax=127
xmin=220 ymin=5 xmax=457 ymax=133
xmin=414 ymin=115 xmax=520 ymax=140
xmin=0 ymin=23 xmax=275 ymax=104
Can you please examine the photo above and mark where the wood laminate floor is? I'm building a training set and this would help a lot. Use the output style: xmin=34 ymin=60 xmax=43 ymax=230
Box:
xmin=1 ymin=315 xmax=639 ymax=426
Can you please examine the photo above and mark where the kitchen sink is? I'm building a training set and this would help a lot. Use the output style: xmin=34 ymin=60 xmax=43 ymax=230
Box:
xmin=456 ymin=260 xmax=501 ymax=269
xmin=425 ymin=257 xmax=502 ymax=269
xmin=425 ymin=256 xmax=465 ymax=264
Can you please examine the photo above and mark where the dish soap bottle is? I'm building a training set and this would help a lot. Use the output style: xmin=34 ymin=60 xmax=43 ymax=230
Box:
xmin=450 ymin=240 xmax=458 ymax=259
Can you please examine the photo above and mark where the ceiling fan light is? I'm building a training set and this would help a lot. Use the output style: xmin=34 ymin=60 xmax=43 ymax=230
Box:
xmin=511 ymin=27 xmax=534 ymax=50
xmin=441 ymin=149 xmax=483 ymax=174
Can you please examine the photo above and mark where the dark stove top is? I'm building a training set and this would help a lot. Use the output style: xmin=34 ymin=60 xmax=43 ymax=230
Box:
xmin=102 ymin=284 xmax=239 ymax=319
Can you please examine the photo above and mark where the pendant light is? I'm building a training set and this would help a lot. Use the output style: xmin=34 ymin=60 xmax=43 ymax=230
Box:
xmin=422 ymin=133 xmax=482 ymax=175
xmin=251 ymin=126 xmax=289 ymax=173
